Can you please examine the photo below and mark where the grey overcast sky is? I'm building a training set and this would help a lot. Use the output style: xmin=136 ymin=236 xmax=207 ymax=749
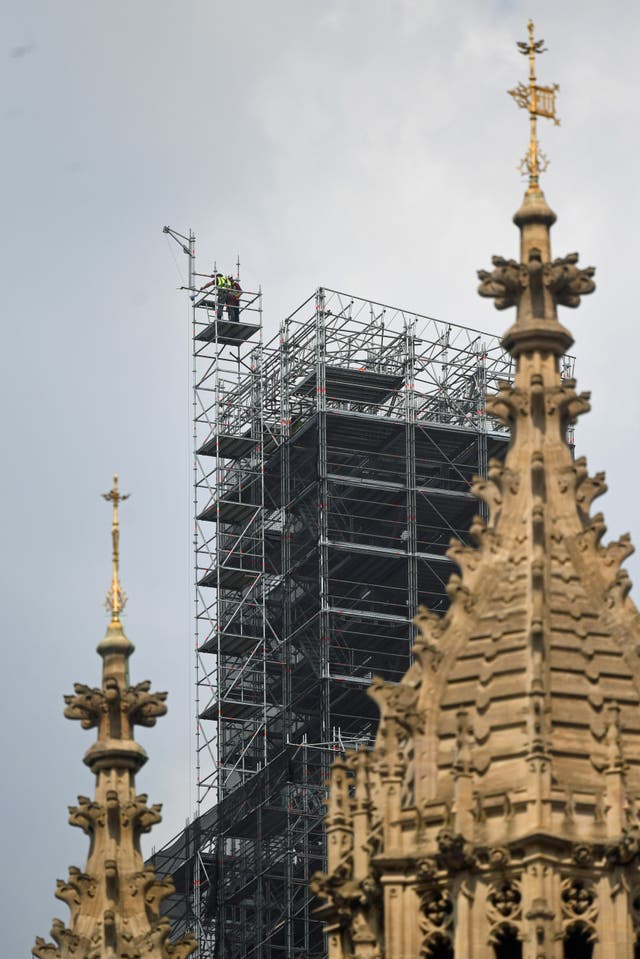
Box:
xmin=2 ymin=0 xmax=639 ymax=953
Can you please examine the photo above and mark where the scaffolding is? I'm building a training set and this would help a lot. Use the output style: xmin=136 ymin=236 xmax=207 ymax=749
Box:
xmin=152 ymin=236 xmax=576 ymax=958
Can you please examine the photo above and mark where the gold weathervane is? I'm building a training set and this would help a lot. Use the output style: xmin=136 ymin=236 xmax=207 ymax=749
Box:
xmin=102 ymin=473 xmax=130 ymax=619
xmin=508 ymin=20 xmax=560 ymax=188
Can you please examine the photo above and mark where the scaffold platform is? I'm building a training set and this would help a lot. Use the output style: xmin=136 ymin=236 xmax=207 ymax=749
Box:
xmin=195 ymin=317 xmax=261 ymax=345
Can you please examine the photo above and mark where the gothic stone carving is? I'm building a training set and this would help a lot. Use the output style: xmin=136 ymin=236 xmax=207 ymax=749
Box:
xmin=477 ymin=248 xmax=595 ymax=313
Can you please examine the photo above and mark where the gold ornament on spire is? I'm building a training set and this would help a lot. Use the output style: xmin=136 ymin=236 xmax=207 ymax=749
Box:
xmin=508 ymin=19 xmax=560 ymax=188
xmin=102 ymin=472 xmax=130 ymax=619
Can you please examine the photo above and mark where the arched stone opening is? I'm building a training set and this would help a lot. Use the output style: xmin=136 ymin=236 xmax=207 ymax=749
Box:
xmin=563 ymin=925 xmax=594 ymax=959
xmin=492 ymin=924 xmax=522 ymax=959
xmin=423 ymin=933 xmax=453 ymax=959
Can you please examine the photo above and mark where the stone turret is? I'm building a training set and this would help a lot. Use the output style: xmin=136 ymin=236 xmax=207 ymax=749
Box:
xmin=313 ymin=23 xmax=640 ymax=959
xmin=33 ymin=475 xmax=196 ymax=959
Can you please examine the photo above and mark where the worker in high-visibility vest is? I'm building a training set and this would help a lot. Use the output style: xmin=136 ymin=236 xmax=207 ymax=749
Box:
xmin=227 ymin=276 xmax=242 ymax=323
xmin=199 ymin=271 xmax=231 ymax=320
xmin=216 ymin=274 xmax=232 ymax=320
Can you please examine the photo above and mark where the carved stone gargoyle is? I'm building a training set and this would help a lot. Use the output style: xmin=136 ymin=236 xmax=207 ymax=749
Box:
xmin=477 ymin=255 xmax=526 ymax=310
xmin=68 ymin=796 xmax=105 ymax=835
xmin=54 ymin=868 xmax=97 ymax=912
xmin=605 ymin=824 xmax=640 ymax=866
xmin=130 ymin=866 xmax=176 ymax=913
xmin=63 ymin=683 xmax=106 ymax=729
xmin=121 ymin=793 xmax=163 ymax=833
xmin=123 ymin=917 xmax=196 ymax=959
xmin=546 ymin=252 xmax=596 ymax=307
xmin=478 ymin=247 xmax=595 ymax=320
xmin=435 ymin=829 xmax=477 ymax=873
xmin=64 ymin=678 xmax=168 ymax=731
xmin=123 ymin=680 xmax=168 ymax=727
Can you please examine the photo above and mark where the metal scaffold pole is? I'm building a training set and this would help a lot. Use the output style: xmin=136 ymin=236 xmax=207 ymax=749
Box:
xmin=477 ymin=343 xmax=489 ymax=520
xmin=405 ymin=317 xmax=418 ymax=626
xmin=315 ymin=288 xmax=330 ymax=757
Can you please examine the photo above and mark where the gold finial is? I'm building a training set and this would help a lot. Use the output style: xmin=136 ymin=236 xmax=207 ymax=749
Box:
xmin=508 ymin=20 xmax=560 ymax=189
xmin=101 ymin=473 xmax=130 ymax=620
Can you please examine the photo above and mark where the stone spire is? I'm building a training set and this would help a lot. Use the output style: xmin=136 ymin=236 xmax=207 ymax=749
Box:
xmin=314 ymin=23 xmax=640 ymax=959
xmin=33 ymin=476 xmax=196 ymax=959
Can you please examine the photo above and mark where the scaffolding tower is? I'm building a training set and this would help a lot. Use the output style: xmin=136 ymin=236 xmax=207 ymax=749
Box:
xmin=152 ymin=238 xmax=576 ymax=958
